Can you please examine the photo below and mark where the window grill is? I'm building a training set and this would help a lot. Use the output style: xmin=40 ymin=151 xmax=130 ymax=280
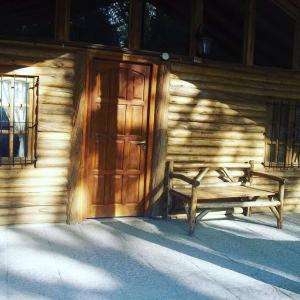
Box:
xmin=265 ymin=101 xmax=300 ymax=169
xmin=0 ymin=75 xmax=38 ymax=166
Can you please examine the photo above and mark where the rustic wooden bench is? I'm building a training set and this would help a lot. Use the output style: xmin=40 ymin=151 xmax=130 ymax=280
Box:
xmin=165 ymin=161 xmax=286 ymax=235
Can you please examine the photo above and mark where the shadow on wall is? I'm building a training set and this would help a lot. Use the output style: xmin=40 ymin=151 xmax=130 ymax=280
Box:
xmin=151 ymin=72 xmax=267 ymax=215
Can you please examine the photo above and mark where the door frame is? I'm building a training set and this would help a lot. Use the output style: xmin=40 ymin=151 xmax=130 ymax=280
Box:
xmin=82 ymin=52 xmax=158 ymax=219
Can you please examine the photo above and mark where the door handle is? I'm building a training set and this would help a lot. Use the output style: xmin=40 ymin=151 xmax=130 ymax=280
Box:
xmin=133 ymin=140 xmax=147 ymax=150
xmin=134 ymin=140 xmax=146 ymax=145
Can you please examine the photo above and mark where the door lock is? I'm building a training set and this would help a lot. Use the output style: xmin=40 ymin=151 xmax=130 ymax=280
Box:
xmin=133 ymin=140 xmax=147 ymax=150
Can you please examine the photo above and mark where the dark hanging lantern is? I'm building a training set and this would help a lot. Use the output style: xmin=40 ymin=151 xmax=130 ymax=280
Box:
xmin=197 ymin=36 xmax=213 ymax=57
xmin=196 ymin=26 xmax=213 ymax=58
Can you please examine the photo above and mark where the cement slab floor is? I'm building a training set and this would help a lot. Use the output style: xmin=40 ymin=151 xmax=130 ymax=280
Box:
xmin=0 ymin=213 xmax=299 ymax=300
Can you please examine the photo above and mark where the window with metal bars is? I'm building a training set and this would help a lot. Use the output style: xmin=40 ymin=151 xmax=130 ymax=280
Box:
xmin=0 ymin=75 xmax=38 ymax=166
xmin=265 ymin=102 xmax=300 ymax=168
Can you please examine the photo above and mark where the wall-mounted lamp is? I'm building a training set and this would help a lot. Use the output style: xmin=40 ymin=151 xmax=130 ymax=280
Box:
xmin=161 ymin=52 xmax=170 ymax=61
xmin=197 ymin=36 xmax=213 ymax=57
xmin=196 ymin=27 xmax=213 ymax=58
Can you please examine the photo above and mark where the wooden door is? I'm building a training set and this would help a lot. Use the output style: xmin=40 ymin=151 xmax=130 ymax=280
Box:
xmin=87 ymin=60 xmax=151 ymax=217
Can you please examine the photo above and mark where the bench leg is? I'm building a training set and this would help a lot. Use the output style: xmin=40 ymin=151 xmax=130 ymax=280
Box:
xmin=277 ymin=183 xmax=285 ymax=229
xmin=277 ymin=206 xmax=283 ymax=229
xmin=164 ymin=189 xmax=173 ymax=220
xmin=269 ymin=206 xmax=281 ymax=228
xmin=242 ymin=207 xmax=251 ymax=217
xmin=165 ymin=191 xmax=171 ymax=220
xmin=188 ymin=188 xmax=197 ymax=236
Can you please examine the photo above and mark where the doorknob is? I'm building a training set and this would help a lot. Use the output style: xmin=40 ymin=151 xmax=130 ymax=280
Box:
xmin=133 ymin=140 xmax=147 ymax=150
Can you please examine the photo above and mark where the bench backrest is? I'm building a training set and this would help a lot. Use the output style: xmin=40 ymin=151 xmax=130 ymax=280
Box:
xmin=166 ymin=161 xmax=255 ymax=189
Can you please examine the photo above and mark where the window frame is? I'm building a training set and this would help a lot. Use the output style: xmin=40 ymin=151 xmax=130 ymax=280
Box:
xmin=0 ymin=75 xmax=38 ymax=167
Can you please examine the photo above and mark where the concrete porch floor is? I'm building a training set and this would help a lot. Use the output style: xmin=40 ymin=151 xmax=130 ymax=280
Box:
xmin=0 ymin=213 xmax=299 ymax=300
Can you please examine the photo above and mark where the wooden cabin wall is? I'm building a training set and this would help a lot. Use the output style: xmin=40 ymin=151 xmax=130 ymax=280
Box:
xmin=0 ymin=43 xmax=76 ymax=225
xmin=67 ymin=52 xmax=87 ymax=224
xmin=163 ymin=62 xmax=300 ymax=214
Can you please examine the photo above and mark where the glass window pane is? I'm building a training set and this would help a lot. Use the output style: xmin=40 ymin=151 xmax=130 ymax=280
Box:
xmin=292 ymin=146 xmax=300 ymax=165
xmin=294 ymin=129 xmax=300 ymax=143
xmin=279 ymin=104 xmax=289 ymax=141
xmin=0 ymin=134 xmax=9 ymax=157
xmin=1 ymin=80 xmax=11 ymax=106
xmin=269 ymin=144 xmax=276 ymax=163
xmin=254 ymin=0 xmax=295 ymax=68
xmin=14 ymin=108 xmax=26 ymax=132
xmin=204 ymin=0 xmax=246 ymax=63
xmin=142 ymin=0 xmax=191 ymax=55
xmin=14 ymin=134 xmax=27 ymax=158
xmin=271 ymin=123 xmax=278 ymax=140
xmin=0 ymin=107 xmax=9 ymax=130
xmin=278 ymin=144 xmax=286 ymax=163
xmin=265 ymin=144 xmax=270 ymax=163
xmin=294 ymin=106 xmax=300 ymax=143
xmin=15 ymin=81 xmax=28 ymax=105
xmin=0 ymin=0 xmax=55 ymax=40
xmin=70 ymin=0 xmax=129 ymax=47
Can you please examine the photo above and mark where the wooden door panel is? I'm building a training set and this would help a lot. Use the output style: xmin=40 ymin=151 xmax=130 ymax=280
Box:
xmin=131 ymin=72 xmax=145 ymax=100
xmin=106 ymin=175 xmax=123 ymax=205
xmin=108 ymin=104 xmax=127 ymax=135
xmin=96 ymin=69 xmax=111 ymax=103
xmin=106 ymin=139 xmax=125 ymax=170
xmin=92 ymin=138 xmax=107 ymax=170
xmin=91 ymin=175 xmax=105 ymax=205
xmin=130 ymin=106 xmax=144 ymax=136
xmin=94 ymin=102 xmax=109 ymax=133
xmin=87 ymin=60 xmax=150 ymax=217
xmin=125 ymin=141 xmax=143 ymax=170
xmin=124 ymin=175 xmax=140 ymax=204
xmin=118 ymin=68 xmax=129 ymax=99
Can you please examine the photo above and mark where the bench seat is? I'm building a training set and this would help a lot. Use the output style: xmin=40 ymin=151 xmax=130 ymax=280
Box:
xmin=165 ymin=161 xmax=286 ymax=235
xmin=171 ymin=185 xmax=276 ymax=200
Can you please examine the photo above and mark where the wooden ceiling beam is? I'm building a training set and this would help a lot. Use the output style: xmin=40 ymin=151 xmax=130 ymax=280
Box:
xmin=55 ymin=0 xmax=70 ymax=42
xmin=243 ymin=0 xmax=256 ymax=65
xmin=128 ymin=0 xmax=144 ymax=49
xmin=271 ymin=0 xmax=300 ymax=20
xmin=189 ymin=0 xmax=204 ymax=57
xmin=293 ymin=18 xmax=300 ymax=69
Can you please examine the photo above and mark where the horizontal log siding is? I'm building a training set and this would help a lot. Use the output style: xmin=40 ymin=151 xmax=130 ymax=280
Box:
xmin=67 ymin=52 xmax=87 ymax=224
xmin=168 ymin=63 xmax=300 ymax=213
xmin=0 ymin=44 xmax=76 ymax=225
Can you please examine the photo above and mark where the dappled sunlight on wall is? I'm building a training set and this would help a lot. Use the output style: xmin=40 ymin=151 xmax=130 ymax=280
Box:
xmin=166 ymin=63 xmax=300 ymax=212
xmin=167 ymin=75 xmax=266 ymax=165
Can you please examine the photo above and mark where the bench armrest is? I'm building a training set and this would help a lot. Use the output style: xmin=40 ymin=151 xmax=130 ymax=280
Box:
xmin=250 ymin=171 xmax=286 ymax=184
xmin=170 ymin=173 xmax=200 ymax=187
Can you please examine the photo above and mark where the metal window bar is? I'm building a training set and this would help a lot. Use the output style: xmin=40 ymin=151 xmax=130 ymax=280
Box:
xmin=0 ymin=76 xmax=1 ymax=133
xmin=0 ymin=75 xmax=38 ymax=166
xmin=33 ymin=77 xmax=39 ymax=168
xmin=25 ymin=76 xmax=28 ymax=166
xmin=12 ymin=75 xmax=15 ymax=165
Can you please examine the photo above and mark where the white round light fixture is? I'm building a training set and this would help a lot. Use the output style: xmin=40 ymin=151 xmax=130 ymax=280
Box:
xmin=161 ymin=52 xmax=170 ymax=61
